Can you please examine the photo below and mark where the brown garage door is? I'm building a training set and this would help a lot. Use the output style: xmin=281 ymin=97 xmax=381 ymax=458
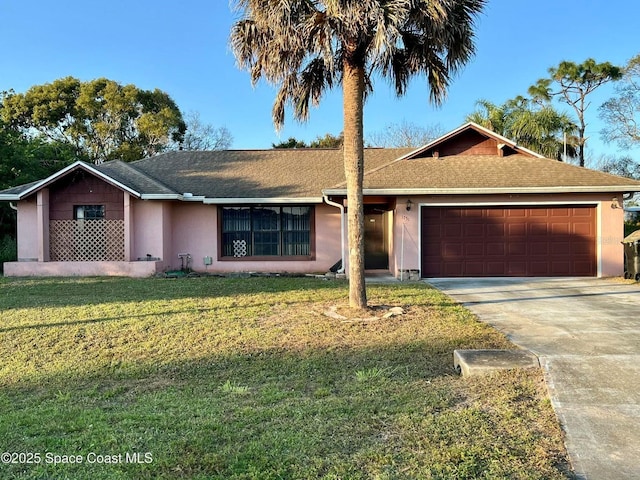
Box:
xmin=421 ymin=205 xmax=596 ymax=277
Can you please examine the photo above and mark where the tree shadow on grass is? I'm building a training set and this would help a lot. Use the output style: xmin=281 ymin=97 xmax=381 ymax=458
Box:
xmin=0 ymin=277 xmax=573 ymax=478
xmin=0 ymin=338 xmax=572 ymax=480
xmin=0 ymin=275 xmax=349 ymax=310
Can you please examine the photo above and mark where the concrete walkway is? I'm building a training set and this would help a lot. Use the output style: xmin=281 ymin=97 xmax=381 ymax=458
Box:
xmin=428 ymin=277 xmax=640 ymax=480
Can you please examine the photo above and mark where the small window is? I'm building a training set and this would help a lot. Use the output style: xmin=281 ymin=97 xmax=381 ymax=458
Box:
xmin=74 ymin=205 xmax=105 ymax=220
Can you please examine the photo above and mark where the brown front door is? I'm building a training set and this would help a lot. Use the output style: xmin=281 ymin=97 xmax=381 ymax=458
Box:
xmin=364 ymin=211 xmax=388 ymax=269
xmin=421 ymin=205 xmax=597 ymax=277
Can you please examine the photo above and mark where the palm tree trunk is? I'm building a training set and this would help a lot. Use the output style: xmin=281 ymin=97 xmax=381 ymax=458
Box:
xmin=342 ymin=59 xmax=367 ymax=309
xmin=578 ymin=125 xmax=586 ymax=167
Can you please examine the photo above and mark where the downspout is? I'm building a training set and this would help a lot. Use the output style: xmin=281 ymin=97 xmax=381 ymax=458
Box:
xmin=9 ymin=202 xmax=18 ymax=211
xmin=322 ymin=195 xmax=346 ymax=273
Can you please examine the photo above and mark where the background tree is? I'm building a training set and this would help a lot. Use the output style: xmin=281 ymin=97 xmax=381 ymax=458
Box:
xmin=309 ymin=132 xmax=343 ymax=148
xmin=367 ymin=120 xmax=444 ymax=148
xmin=467 ymin=97 xmax=577 ymax=160
xmin=231 ymin=0 xmax=485 ymax=308
xmin=528 ymin=58 xmax=622 ymax=167
xmin=466 ymin=99 xmax=506 ymax=133
xmin=599 ymin=54 xmax=640 ymax=149
xmin=0 ymin=119 xmax=78 ymax=255
xmin=178 ymin=111 xmax=233 ymax=150
xmin=272 ymin=137 xmax=309 ymax=149
xmin=1 ymin=77 xmax=186 ymax=164
xmin=598 ymin=152 xmax=640 ymax=235
xmin=598 ymin=155 xmax=640 ymax=180
xmin=273 ymin=132 xmax=343 ymax=149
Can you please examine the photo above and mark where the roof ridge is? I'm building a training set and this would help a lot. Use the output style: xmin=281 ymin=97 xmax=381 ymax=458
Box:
xmin=400 ymin=122 xmax=547 ymax=160
xmin=132 ymin=147 xmax=409 ymax=156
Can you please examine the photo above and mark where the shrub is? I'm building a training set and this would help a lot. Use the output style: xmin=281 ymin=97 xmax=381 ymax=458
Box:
xmin=0 ymin=236 xmax=17 ymax=273
xmin=625 ymin=221 xmax=640 ymax=238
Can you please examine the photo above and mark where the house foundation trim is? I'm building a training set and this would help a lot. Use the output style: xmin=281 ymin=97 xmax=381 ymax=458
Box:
xmin=3 ymin=261 xmax=162 ymax=278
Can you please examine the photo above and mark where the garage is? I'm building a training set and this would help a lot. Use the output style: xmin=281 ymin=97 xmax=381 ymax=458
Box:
xmin=421 ymin=205 xmax=597 ymax=277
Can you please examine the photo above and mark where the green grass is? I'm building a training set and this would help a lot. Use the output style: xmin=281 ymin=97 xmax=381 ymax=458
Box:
xmin=0 ymin=277 xmax=573 ymax=479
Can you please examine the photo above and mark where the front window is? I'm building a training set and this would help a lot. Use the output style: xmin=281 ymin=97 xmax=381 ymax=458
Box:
xmin=222 ymin=206 xmax=312 ymax=258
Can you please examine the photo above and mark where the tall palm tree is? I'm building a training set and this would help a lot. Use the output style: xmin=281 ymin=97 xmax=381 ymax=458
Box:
xmin=467 ymin=99 xmax=507 ymax=134
xmin=231 ymin=0 xmax=485 ymax=308
xmin=468 ymin=97 xmax=577 ymax=161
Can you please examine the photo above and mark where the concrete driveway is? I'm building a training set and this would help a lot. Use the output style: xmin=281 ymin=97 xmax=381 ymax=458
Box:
xmin=428 ymin=277 xmax=640 ymax=480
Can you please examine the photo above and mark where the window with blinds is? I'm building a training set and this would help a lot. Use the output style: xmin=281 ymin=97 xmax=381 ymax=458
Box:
xmin=222 ymin=206 xmax=312 ymax=258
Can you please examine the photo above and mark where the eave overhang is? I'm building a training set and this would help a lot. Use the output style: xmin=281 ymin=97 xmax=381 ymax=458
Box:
xmin=322 ymin=186 xmax=640 ymax=196
xmin=202 ymin=197 xmax=323 ymax=205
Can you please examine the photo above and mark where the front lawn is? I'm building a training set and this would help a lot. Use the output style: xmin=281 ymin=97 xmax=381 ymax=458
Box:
xmin=0 ymin=277 xmax=573 ymax=479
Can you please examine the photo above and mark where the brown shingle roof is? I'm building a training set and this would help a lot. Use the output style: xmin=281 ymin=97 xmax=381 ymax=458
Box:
xmin=324 ymin=154 xmax=640 ymax=194
xmin=129 ymin=148 xmax=413 ymax=199
xmin=2 ymin=122 xmax=640 ymax=201
xmin=95 ymin=161 xmax=176 ymax=196
xmin=0 ymin=179 xmax=41 ymax=196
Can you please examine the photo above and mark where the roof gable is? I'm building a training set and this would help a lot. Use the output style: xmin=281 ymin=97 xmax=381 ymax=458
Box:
xmin=0 ymin=161 xmax=144 ymax=201
xmin=324 ymin=123 xmax=640 ymax=195
xmin=400 ymin=122 xmax=545 ymax=160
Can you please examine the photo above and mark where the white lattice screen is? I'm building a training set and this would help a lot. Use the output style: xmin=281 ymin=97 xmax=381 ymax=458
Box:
xmin=50 ymin=220 xmax=125 ymax=261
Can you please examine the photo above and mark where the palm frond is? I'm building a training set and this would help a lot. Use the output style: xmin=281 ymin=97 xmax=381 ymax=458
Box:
xmin=232 ymin=0 xmax=485 ymax=123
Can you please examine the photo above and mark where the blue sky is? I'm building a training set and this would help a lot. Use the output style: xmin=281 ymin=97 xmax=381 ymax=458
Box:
xmin=1 ymin=0 xmax=639 ymax=163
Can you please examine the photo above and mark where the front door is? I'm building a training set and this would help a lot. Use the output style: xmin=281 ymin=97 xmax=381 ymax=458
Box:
xmin=364 ymin=211 xmax=388 ymax=269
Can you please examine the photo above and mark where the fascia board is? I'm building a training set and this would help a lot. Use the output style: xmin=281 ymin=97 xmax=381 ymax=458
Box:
xmin=0 ymin=194 xmax=21 ymax=201
xmin=140 ymin=194 xmax=184 ymax=200
xmin=137 ymin=196 xmax=324 ymax=204
xmin=322 ymin=186 xmax=640 ymax=196
xmin=202 ymin=197 xmax=323 ymax=204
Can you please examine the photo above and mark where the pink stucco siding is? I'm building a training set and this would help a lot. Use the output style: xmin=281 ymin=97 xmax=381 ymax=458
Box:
xmin=4 ymin=261 xmax=162 ymax=277
xmin=126 ymin=202 xmax=342 ymax=274
xmin=130 ymin=199 xmax=172 ymax=270
xmin=171 ymin=202 xmax=217 ymax=272
xmin=16 ymin=197 xmax=38 ymax=262
xmin=169 ymin=203 xmax=342 ymax=274
xmin=4 ymin=184 xmax=626 ymax=278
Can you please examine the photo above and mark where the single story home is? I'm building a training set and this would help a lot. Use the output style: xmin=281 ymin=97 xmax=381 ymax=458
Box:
xmin=2 ymin=122 xmax=640 ymax=278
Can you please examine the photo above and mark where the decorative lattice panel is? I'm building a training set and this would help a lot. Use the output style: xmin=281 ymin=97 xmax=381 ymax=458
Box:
xmin=233 ymin=239 xmax=248 ymax=257
xmin=50 ymin=220 xmax=125 ymax=261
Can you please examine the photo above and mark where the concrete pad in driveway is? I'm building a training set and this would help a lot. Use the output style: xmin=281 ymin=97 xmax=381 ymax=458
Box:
xmin=428 ymin=277 xmax=640 ymax=480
